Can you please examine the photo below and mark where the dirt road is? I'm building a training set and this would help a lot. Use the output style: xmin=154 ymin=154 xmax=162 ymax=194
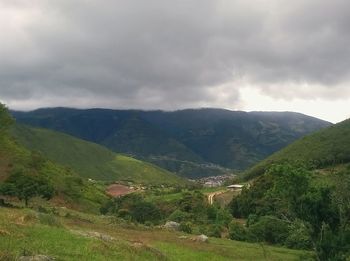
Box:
xmin=207 ymin=190 xmax=226 ymax=205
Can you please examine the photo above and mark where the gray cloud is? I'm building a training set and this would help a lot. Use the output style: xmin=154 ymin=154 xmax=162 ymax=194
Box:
xmin=0 ymin=0 xmax=350 ymax=110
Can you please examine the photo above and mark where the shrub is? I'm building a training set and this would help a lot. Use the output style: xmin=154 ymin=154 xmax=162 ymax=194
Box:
xmin=246 ymin=214 xmax=259 ymax=227
xmin=285 ymin=220 xmax=312 ymax=250
xmin=38 ymin=213 xmax=62 ymax=227
xmin=247 ymin=216 xmax=289 ymax=244
xmin=117 ymin=209 xmax=131 ymax=220
xmin=144 ymin=221 xmax=153 ymax=227
xmin=131 ymin=201 xmax=161 ymax=224
xmin=168 ymin=209 xmax=189 ymax=223
xmin=229 ymin=221 xmax=248 ymax=241
xmin=207 ymin=224 xmax=222 ymax=238
xmin=179 ymin=222 xmax=192 ymax=234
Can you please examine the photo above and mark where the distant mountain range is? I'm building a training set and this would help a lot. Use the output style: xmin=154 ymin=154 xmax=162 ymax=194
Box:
xmin=12 ymin=108 xmax=331 ymax=178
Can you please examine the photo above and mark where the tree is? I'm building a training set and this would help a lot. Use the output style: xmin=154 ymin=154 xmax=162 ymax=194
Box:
xmin=0 ymin=170 xmax=54 ymax=207
xmin=265 ymin=164 xmax=311 ymax=220
xmin=0 ymin=103 xmax=14 ymax=133
xmin=131 ymin=201 xmax=161 ymax=224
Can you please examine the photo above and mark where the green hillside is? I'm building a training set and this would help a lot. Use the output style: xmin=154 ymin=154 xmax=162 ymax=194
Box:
xmin=12 ymin=108 xmax=331 ymax=177
xmin=0 ymin=107 xmax=107 ymax=213
xmin=229 ymin=119 xmax=350 ymax=259
xmin=244 ymin=118 xmax=350 ymax=180
xmin=11 ymin=124 xmax=186 ymax=185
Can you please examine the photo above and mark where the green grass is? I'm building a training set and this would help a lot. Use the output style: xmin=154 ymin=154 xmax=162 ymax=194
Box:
xmin=144 ymin=187 xmax=226 ymax=202
xmin=155 ymin=239 xmax=311 ymax=261
xmin=244 ymin=118 xmax=350 ymax=180
xmin=11 ymin=124 xmax=187 ymax=185
xmin=0 ymin=207 xmax=313 ymax=261
xmin=0 ymin=209 xmax=157 ymax=260
xmin=0 ymin=128 xmax=108 ymax=213
xmin=108 ymin=155 xmax=186 ymax=185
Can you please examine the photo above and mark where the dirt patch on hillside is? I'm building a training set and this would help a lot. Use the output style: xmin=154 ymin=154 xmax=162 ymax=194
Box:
xmin=106 ymin=184 xmax=133 ymax=197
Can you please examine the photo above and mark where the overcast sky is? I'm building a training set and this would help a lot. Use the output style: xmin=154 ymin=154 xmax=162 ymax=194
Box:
xmin=1 ymin=0 xmax=350 ymax=123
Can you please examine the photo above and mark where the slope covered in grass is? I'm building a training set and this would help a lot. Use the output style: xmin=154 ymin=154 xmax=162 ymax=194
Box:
xmin=244 ymin=118 xmax=350 ymax=180
xmin=0 ymin=207 xmax=313 ymax=260
xmin=0 ymin=121 xmax=107 ymax=214
xmin=11 ymin=124 xmax=187 ymax=185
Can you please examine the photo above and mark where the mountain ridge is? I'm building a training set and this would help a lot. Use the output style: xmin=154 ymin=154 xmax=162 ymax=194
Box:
xmin=12 ymin=107 xmax=331 ymax=178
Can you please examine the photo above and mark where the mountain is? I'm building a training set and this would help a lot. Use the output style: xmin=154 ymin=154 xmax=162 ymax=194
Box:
xmin=244 ymin=118 xmax=350 ymax=180
xmin=12 ymin=108 xmax=331 ymax=177
xmin=11 ymin=124 xmax=186 ymax=185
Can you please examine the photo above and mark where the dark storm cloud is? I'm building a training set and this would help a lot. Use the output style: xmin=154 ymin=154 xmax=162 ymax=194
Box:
xmin=0 ymin=0 xmax=350 ymax=109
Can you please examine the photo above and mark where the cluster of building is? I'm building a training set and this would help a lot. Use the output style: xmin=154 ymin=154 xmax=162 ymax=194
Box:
xmin=200 ymin=174 xmax=236 ymax=188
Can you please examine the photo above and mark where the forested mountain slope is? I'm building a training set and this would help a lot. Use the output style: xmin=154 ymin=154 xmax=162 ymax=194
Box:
xmin=12 ymin=108 xmax=331 ymax=177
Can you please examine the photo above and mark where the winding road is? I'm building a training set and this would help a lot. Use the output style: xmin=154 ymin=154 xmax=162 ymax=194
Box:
xmin=207 ymin=190 xmax=226 ymax=205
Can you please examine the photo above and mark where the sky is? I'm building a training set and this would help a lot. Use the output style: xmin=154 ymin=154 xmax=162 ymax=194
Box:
xmin=1 ymin=0 xmax=350 ymax=123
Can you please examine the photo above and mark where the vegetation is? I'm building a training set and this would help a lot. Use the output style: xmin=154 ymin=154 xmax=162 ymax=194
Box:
xmin=12 ymin=108 xmax=330 ymax=177
xmin=228 ymin=163 xmax=350 ymax=260
xmin=102 ymin=190 xmax=233 ymax=238
xmin=0 ymin=207 xmax=311 ymax=260
xmin=245 ymin=118 xmax=350 ymax=180
xmin=0 ymin=103 xmax=108 ymax=213
xmin=0 ymin=104 xmax=14 ymax=133
xmin=0 ymin=169 xmax=54 ymax=207
xmin=12 ymin=124 xmax=187 ymax=185
xmin=2 ymin=103 xmax=348 ymax=259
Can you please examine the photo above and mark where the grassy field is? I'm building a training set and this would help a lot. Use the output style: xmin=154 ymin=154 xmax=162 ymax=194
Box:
xmin=144 ymin=187 xmax=229 ymax=202
xmin=0 ymin=207 xmax=313 ymax=260
xmin=12 ymin=125 xmax=187 ymax=185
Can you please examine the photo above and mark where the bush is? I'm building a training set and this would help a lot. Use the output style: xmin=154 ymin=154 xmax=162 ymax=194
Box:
xmin=229 ymin=221 xmax=248 ymax=241
xmin=117 ymin=209 xmax=132 ymax=220
xmin=247 ymin=216 xmax=289 ymax=244
xmin=38 ymin=213 xmax=62 ymax=227
xmin=207 ymin=224 xmax=222 ymax=238
xmin=179 ymin=222 xmax=192 ymax=234
xmin=285 ymin=220 xmax=312 ymax=250
xmin=131 ymin=201 xmax=161 ymax=224
xmin=246 ymin=214 xmax=259 ymax=227
xmin=168 ymin=209 xmax=190 ymax=223
xmin=215 ymin=208 xmax=232 ymax=226
xmin=144 ymin=221 xmax=153 ymax=227
xmin=100 ymin=200 xmax=115 ymax=215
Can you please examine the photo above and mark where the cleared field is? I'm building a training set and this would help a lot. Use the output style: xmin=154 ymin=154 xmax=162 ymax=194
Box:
xmin=215 ymin=191 xmax=241 ymax=207
xmin=106 ymin=184 xmax=134 ymax=197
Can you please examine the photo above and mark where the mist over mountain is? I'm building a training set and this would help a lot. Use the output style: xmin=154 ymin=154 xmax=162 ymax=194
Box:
xmin=12 ymin=108 xmax=331 ymax=177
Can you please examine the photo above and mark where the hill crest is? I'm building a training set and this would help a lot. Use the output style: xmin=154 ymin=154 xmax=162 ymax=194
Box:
xmin=12 ymin=107 xmax=331 ymax=177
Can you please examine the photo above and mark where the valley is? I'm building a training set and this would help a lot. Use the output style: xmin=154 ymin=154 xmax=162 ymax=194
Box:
xmin=2 ymin=2 xmax=349 ymax=260
xmin=12 ymin=108 xmax=330 ymax=178
xmin=1 ymin=104 xmax=349 ymax=260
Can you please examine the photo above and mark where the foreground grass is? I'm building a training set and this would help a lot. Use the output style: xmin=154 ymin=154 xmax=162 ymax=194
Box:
xmin=0 ymin=207 xmax=313 ymax=260
xmin=0 ymin=208 xmax=162 ymax=260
